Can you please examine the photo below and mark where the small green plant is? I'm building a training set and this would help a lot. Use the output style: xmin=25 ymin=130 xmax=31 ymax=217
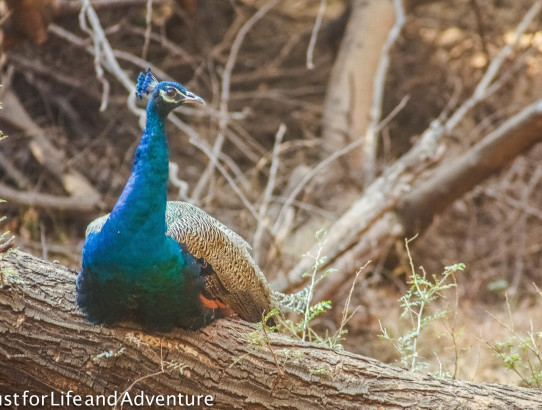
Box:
xmin=234 ymin=231 xmax=368 ymax=376
xmin=310 ymin=365 xmax=331 ymax=376
xmin=248 ymin=308 xmax=281 ymax=346
xmin=279 ymin=229 xmax=368 ymax=349
xmin=487 ymin=288 xmax=542 ymax=389
xmin=379 ymin=236 xmax=465 ymax=372
xmin=230 ymin=309 xmax=282 ymax=370
xmin=280 ymin=229 xmax=334 ymax=343
xmin=238 ymin=229 xmax=366 ymax=378
xmin=1 ymin=267 xmax=25 ymax=287
xmin=299 ymin=228 xmax=335 ymax=341
xmin=166 ymin=360 xmax=188 ymax=374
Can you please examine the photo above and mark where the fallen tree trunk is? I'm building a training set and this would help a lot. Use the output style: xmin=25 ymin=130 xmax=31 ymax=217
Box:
xmin=397 ymin=98 xmax=542 ymax=236
xmin=280 ymin=96 xmax=542 ymax=302
xmin=275 ymin=2 xmax=542 ymax=301
xmin=0 ymin=249 xmax=541 ymax=409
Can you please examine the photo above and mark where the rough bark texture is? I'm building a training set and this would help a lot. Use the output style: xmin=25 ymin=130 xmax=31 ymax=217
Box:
xmin=1 ymin=249 xmax=541 ymax=409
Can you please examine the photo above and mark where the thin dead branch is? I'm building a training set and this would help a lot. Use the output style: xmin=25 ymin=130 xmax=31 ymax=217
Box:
xmin=0 ymin=90 xmax=101 ymax=204
xmin=306 ymin=0 xmax=327 ymax=70
xmin=362 ymin=0 xmax=406 ymax=185
xmin=444 ymin=0 xmax=542 ymax=134
xmin=141 ymin=0 xmax=153 ymax=60
xmin=79 ymin=0 xmax=111 ymax=111
xmin=191 ymin=0 xmax=279 ymax=203
xmin=0 ymin=183 xmax=102 ymax=215
xmin=253 ymin=123 xmax=286 ymax=264
xmin=271 ymin=95 xmax=409 ymax=238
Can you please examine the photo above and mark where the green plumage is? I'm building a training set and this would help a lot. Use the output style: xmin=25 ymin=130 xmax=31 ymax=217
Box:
xmin=86 ymin=201 xmax=274 ymax=323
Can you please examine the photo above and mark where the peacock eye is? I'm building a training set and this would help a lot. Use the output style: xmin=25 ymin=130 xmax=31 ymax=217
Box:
xmin=166 ymin=88 xmax=177 ymax=98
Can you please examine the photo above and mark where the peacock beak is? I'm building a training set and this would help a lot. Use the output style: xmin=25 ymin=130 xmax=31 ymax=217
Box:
xmin=184 ymin=91 xmax=205 ymax=106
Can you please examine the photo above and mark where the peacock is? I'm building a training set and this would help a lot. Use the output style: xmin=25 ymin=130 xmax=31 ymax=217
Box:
xmin=76 ymin=69 xmax=305 ymax=331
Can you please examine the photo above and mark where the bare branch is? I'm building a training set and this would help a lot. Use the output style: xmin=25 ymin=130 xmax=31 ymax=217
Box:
xmin=253 ymin=123 xmax=286 ymax=264
xmin=73 ymin=2 xmax=144 ymax=119
xmin=191 ymin=0 xmax=279 ymax=203
xmin=398 ymin=97 xmax=542 ymax=236
xmin=141 ymin=0 xmax=153 ymax=60
xmin=0 ymin=183 xmax=102 ymax=215
xmin=362 ymin=0 xmax=406 ymax=185
xmin=306 ymin=0 xmax=327 ymax=70
xmin=168 ymin=115 xmax=260 ymax=222
xmin=272 ymin=95 xmax=409 ymax=237
xmin=443 ymin=0 xmax=542 ymax=133
xmin=56 ymin=0 xmax=166 ymax=14
xmin=79 ymin=0 xmax=111 ymax=111
xmin=0 ymin=90 xmax=101 ymax=203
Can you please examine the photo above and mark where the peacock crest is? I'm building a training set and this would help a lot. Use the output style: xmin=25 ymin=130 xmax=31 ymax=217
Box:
xmin=135 ymin=68 xmax=159 ymax=100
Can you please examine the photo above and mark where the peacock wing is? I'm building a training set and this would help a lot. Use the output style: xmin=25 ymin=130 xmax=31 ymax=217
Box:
xmin=165 ymin=201 xmax=273 ymax=322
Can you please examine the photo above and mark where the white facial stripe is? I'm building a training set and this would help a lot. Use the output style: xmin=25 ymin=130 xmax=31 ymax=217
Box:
xmin=159 ymin=89 xmax=181 ymax=103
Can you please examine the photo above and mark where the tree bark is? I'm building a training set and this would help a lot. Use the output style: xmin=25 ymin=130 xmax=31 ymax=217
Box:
xmin=0 ymin=249 xmax=541 ymax=409
xmin=321 ymin=0 xmax=395 ymax=175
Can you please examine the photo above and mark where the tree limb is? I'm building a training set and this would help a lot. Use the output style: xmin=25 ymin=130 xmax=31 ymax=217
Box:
xmin=321 ymin=0 xmax=396 ymax=175
xmin=398 ymin=98 xmax=542 ymax=236
xmin=280 ymin=1 xmax=542 ymax=297
xmin=0 ymin=90 xmax=101 ymax=205
xmin=280 ymin=96 xmax=542 ymax=301
xmin=0 ymin=249 xmax=541 ymax=409
xmin=0 ymin=182 xmax=103 ymax=216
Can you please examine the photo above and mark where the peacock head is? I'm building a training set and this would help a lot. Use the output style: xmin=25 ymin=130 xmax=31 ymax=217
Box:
xmin=136 ymin=68 xmax=204 ymax=116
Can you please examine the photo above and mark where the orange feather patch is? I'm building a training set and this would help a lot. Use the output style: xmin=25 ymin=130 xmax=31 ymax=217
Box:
xmin=199 ymin=294 xmax=230 ymax=311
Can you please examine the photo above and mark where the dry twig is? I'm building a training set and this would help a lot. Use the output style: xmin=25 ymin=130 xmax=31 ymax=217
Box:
xmin=253 ymin=123 xmax=286 ymax=264
xmin=362 ymin=0 xmax=406 ymax=185
xmin=191 ymin=0 xmax=279 ymax=203
xmin=141 ymin=0 xmax=153 ymax=60
xmin=306 ymin=0 xmax=327 ymax=70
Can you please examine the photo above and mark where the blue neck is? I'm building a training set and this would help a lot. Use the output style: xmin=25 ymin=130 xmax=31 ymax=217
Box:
xmin=78 ymin=87 xmax=215 ymax=331
xmin=103 ymin=102 xmax=169 ymax=244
